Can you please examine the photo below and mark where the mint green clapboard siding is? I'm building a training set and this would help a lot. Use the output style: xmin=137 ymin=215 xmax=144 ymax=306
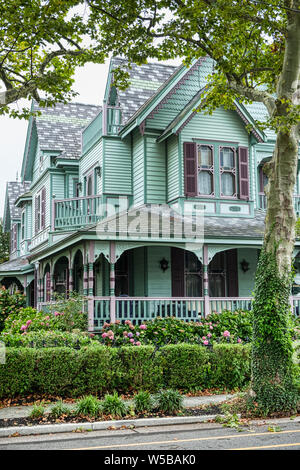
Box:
xmin=237 ymin=248 xmax=259 ymax=297
xmin=145 ymin=60 xmax=212 ymax=131
xmin=145 ymin=137 xmax=166 ymax=203
xmin=103 ymin=136 xmax=132 ymax=195
xmin=167 ymin=134 xmax=180 ymax=202
xmin=32 ymin=174 xmax=51 ymax=229
xmin=25 ymin=203 xmax=32 ymax=239
xmin=82 ymin=110 xmax=102 ymax=155
xmin=146 ymin=246 xmax=172 ymax=297
xmin=79 ymin=139 xmax=103 ymax=195
xmin=132 ymin=130 xmax=145 ymax=206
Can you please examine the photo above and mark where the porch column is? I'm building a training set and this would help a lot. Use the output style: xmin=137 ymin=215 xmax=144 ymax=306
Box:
xmin=69 ymin=268 xmax=74 ymax=293
xmin=34 ymin=262 xmax=39 ymax=309
xmin=50 ymin=274 xmax=55 ymax=301
xmin=83 ymin=264 xmax=88 ymax=296
xmin=203 ymin=245 xmax=210 ymax=317
xmin=109 ymin=241 xmax=116 ymax=323
xmin=88 ymin=263 xmax=94 ymax=296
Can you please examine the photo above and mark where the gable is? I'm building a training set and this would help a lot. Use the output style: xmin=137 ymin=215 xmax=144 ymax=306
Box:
xmin=180 ymin=106 xmax=251 ymax=147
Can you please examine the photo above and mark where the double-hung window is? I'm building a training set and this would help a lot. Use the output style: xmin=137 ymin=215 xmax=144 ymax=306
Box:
xmin=220 ymin=146 xmax=237 ymax=198
xmin=198 ymin=145 xmax=214 ymax=196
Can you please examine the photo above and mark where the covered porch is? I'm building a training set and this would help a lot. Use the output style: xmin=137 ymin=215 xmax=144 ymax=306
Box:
xmin=36 ymin=240 xmax=260 ymax=331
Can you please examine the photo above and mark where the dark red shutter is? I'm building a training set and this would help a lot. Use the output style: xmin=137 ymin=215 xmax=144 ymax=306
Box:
xmin=184 ymin=142 xmax=198 ymax=197
xmin=238 ymin=147 xmax=249 ymax=200
xmin=41 ymin=187 xmax=46 ymax=229
xmin=171 ymin=248 xmax=185 ymax=297
xmin=226 ymin=249 xmax=238 ymax=297
xmin=13 ymin=224 xmax=17 ymax=251
xmin=35 ymin=196 xmax=39 ymax=234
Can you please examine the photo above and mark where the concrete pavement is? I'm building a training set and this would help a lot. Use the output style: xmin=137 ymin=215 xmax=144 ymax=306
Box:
xmin=0 ymin=393 xmax=235 ymax=438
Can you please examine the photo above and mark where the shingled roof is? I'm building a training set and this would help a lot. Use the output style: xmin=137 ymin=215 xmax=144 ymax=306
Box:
xmin=2 ymin=181 xmax=31 ymax=232
xmin=32 ymin=101 xmax=101 ymax=159
xmin=109 ymin=57 xmax=178 ymax=124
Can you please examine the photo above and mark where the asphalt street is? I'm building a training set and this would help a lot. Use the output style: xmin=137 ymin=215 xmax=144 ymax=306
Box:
xmin=0 ymin=418 xmax=299 ymax=452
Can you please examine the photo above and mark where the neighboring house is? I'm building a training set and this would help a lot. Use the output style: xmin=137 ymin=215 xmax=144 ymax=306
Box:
xmin=1 ymin=56 xmax=300 ymax=330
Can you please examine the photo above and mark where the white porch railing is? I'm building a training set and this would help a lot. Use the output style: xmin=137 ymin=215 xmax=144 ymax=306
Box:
xmin=38 ymin=295 xmax=300 ymax=332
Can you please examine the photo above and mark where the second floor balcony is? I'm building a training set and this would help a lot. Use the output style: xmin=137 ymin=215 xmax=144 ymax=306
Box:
xmin=53 ymin=195 xmax=104 ymax=231
xmin=258 ymin=193 xmax=300 ymax=215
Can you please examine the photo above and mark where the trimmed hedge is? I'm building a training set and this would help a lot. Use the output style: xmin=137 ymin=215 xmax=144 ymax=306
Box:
xmin=0 ymin=343 xmax=251 ymax=398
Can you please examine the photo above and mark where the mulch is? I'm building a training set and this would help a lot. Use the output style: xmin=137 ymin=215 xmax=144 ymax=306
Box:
xmin=0 ymin=405 xmax=222 ymax=429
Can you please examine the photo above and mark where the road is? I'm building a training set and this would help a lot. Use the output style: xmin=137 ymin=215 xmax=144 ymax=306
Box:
xmin=0 ymin=418 xmax=299 ymax=453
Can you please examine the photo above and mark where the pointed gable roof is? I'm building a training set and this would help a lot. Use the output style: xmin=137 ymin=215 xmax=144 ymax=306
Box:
xmin=21 ymin=101 xmax=101 ymax=181
xmin=3 ymin=181 xmax=31 ymax=231
xmin=107 ymin=57 xmax=178 ymax=125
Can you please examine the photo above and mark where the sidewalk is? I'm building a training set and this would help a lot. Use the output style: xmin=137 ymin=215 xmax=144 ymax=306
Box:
xmin=0 ymin=393 xmax=235 ymax=438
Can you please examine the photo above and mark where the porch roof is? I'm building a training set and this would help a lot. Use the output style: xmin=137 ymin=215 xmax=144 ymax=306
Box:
xmin=0 ymin=256 xmax=33 ymax=276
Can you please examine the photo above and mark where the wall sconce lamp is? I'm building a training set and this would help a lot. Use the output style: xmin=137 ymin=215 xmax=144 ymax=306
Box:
xmin=160 ymin=258 xmax=169 ymax=272
xmin=240 ymin=259 xmax=250 ymax=273
xmin=95 ymin=166 xmax=102 ymax=177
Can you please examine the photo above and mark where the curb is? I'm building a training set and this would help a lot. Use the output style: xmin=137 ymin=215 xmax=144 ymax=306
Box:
xmin=0 ymin=414 xmax=220 ymax=438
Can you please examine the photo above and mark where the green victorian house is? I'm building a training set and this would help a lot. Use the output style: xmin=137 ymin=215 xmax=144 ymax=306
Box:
xmin=1 ymin=57 xmax=300 ymax=331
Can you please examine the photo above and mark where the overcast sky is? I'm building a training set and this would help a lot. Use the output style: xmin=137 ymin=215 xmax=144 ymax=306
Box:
xmin=0 ymin=60 xmax=110 ymax=216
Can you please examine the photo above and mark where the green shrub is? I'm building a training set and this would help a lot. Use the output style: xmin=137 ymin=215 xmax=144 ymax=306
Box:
xmin=209 ymin=343 xmax=251 ymax=390
xmin=47 ymin=292 xmax=88 ymax=331
xmin=29 ymin=403 xmax=45 ymax=419
xmin=101 ymin=392 xmax=128 ymax=418
xmin=0 ymin=287 xmax=26 ymax=332
xmin=0 ymin=330 xmax=96 ymax=348
xmin=49 ymin=400 xmax=71 ymax=418
xmin=0 ymin=343 xmax=251 ymax=399
xmin=75 ymin=395 xmax=102 ymax=417
xmin=159 ymin=343 xmax=211 ymax=391
xmin=155 ymin=389 xmax=183 ymax=414
xmin=133 ymin=391 xmax=154 ymax=413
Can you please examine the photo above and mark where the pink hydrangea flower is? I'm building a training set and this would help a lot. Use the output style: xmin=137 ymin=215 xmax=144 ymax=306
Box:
xmin=202 ymin=336 xmax=206 ymax=340
xmin=26 ymin=320 xmax=32 ymax=325
xmin=203 ymin=340 xmax=209 ymax=345
xmin=135 ymin=341 xmax=141 ymax=346
xmin=207 ymin=333 xmax=212 ymax=338
xmin=223 ymin=330 xmax=230 ymax=337
xmin=102 ymin=332 xmax=108 ymax=338
xmin=20 ymin=325 xmax=27 ymax=331
xmin=237 ymin=338 xmax=242 ymax=343
xmin=139 ymin=324 xmax=147 ymax=330
xmin=130 ymin=338 xmax=135 ymax=343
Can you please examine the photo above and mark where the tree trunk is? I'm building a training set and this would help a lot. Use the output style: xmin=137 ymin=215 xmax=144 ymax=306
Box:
xmin=264 ymin=128 xmax=298 ymax=273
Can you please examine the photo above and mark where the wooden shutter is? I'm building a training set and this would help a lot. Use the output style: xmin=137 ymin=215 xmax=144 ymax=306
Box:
xmin=41 ymin=187 xmax=46 ymax=229
xmin=171 ymin=247 xmax=185 ymax=297
xmin=13 ymin=224 xmax=17 ymax=251
xmin=226 ymin=249 xmax=238 ymax=297
xmin=238 ymin=147 xmax=249 ymax=200
xmin=184 ymin=142 xmax=198 ymax=197
xmin=35 ymin=196 xmax=39 ymax=234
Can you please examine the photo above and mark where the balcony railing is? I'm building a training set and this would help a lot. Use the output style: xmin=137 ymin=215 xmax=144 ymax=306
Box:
xmin=258 ymin=194 xmax=300 ymax=215
xmin=53 ymin=195 xmax=103 ymax=231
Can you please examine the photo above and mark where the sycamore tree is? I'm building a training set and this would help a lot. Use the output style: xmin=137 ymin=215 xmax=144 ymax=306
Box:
xmin=88 ymin=0 xmax=300 ymax=413
xmin=0 ymin=0 xmax=104 ymax=118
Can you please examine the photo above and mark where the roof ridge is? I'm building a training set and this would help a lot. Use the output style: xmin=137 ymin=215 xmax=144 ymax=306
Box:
xmin=111 ymin=56 xmax=178 ymax=68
